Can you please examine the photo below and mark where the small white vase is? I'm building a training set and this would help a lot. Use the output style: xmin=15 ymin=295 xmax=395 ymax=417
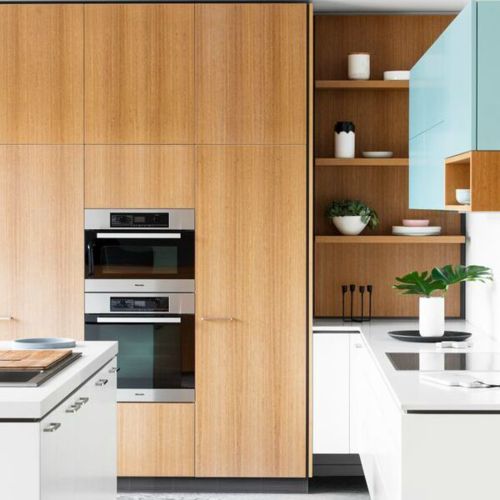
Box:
xmin=332 ymin=216 xmax=368 ymax=236
xmin=419 ymin=297 xmax=445 ymax=337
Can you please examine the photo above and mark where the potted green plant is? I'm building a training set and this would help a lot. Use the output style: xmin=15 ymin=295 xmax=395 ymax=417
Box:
xmin=393 ymin=264 xmax=492 ymax=337
xmin=326 ymin=200 xmax=379 ymax=235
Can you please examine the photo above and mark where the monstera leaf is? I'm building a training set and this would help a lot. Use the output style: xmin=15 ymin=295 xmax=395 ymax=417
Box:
xmin=393 ymin=271 xmax=447 ymax=297
xmin=394 ymin=265 xmax=493 ymax=298
xmin=431 ymin=265 xmax=493 ymax=287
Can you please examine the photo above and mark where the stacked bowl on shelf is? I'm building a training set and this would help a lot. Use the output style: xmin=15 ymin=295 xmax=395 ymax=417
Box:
xmin=392 ymin=219 xmax=441 ymax=236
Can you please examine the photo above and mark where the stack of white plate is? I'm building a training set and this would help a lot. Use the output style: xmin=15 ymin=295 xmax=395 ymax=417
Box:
xmin=392 ymin=226 xmax=441 ymax=236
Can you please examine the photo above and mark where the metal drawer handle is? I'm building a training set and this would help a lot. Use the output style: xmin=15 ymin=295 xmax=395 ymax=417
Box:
xmin=201 ymin=317 xmax=235 ymax=322
xmin=354 ymin=344 xmax=363 ymax=349
xmin=95 ymin=378 xmax=108 ymax=386
xmin=43 ymin=423 xmax=61 ymax=432
xmin=0 ymin=316 xmax=13 ymax=321
xmin=108 ymin=367 xmax=120 ymax=374
xmin=65 ymin=403 xmax=82 ymax=414
xmin=77 ymin=397 xmax=89 ymax=405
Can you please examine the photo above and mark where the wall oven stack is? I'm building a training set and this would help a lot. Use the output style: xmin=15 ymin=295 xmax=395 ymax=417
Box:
xmin=84 ymin=209 xmax=195 ymax=402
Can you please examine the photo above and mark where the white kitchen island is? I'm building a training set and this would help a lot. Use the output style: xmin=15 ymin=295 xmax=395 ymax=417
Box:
xmin=314 ymin=319 xmax=500 ymax=500
xmin=0 ymin=341 xmax=118 ymax=500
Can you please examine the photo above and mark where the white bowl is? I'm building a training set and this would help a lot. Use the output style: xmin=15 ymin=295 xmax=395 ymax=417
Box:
xmin=392 ymin=226 xmax=441 ymax=236
xmin=332 ymin=216 xmax=368 ymax=236
xmin=456 ymin=189 xmax=471 ymax=205
xmin=362 ymin=151 xmax=393 ymax=158
xmin=383 ymin=70 xmax=410 ymax=80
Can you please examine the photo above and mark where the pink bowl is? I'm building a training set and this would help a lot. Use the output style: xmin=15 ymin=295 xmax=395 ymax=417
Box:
xmin=402 ymin=219 xmax=430 ymax=227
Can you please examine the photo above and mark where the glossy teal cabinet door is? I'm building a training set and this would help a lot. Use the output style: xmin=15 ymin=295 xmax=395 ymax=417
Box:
xmin=441 ymin=0 xmax=476 ymax=157
xmin=477 ymin=1 xmax=500 ymax=149
xmin=410 ymin=122 xmax=446 ymax=210
xmin=410 ymin=34 xmax=446 ymax=140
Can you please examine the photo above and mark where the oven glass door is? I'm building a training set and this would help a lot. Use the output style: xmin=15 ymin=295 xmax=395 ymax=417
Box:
xmin=85 ymin=230 xmax=194 ymax=280
xmin=85 ymin=314 xmax=194 ymax=391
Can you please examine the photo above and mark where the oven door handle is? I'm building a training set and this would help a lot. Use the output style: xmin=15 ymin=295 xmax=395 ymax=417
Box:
xmin=96 ymin=232 xmax=181 ymax=239
xmin=86 ymin=242 xmax=95 ymax=276
xmin=96 ymin=317 xmax=181 ymax=324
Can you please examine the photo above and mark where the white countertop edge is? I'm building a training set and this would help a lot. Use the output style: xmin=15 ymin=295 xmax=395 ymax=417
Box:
xmin=0 ymin=341 xmax=118 ymax=420
xmin=314 ymin=318 xmax=500 ymax=412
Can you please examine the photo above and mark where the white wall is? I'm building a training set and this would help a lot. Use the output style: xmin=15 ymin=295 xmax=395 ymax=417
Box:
xmin=465 ymin=213 xmax=500 ymax=336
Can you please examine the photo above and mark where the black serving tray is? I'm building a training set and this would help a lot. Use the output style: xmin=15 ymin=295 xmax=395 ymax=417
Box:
xmin=388 ymin=330 xmax=472 ymax=343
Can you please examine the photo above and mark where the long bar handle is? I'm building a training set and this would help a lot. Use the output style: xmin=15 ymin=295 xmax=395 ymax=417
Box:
xmin=0 ymin=317 xmax=13 ymax=321
xmin=201 ymin=317 xmax=235 ymax=322
xmin=96 ymin=232 xmax=181 ymax=239
xmin=97 ymin=317 xmax=181 ymax=324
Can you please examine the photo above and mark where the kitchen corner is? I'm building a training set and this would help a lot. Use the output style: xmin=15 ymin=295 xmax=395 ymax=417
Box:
xmin=314 ymin=318 xmax=500 ymax=499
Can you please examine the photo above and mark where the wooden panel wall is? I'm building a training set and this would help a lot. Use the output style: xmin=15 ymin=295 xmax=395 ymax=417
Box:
xmin=314 ymin=15 xmax=463 ymax=318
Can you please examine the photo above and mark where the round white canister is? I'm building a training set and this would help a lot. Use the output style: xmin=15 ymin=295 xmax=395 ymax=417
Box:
xmin=348 ymin=53 xmax=370 ymax=80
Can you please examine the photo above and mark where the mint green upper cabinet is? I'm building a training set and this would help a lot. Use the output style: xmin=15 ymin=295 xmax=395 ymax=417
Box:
xmin=477 ymin=2 xmax=500 ymax=149
xmin=409 ymin=0 xmax=500 ymax=210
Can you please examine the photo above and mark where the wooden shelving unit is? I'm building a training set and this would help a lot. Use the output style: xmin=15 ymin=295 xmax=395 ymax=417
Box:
xmin=315 ymin=157 xmax=408 ymax=167
xmin=313 ymin=14 xmax=462 ymax=318
xmin=316 ymin=235 xmax=466 ymax=244
xmin=315 ymin=80 xmax=408 ymax=90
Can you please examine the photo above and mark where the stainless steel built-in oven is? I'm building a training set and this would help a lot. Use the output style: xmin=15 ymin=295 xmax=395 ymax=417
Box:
xmin=85 ymin=209 xmax=194 ymax=293
xmin=85 ymin=292 xmax=194 ymax=402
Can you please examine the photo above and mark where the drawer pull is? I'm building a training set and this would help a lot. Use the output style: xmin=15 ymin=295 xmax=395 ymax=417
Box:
xmin=65 ymin=403 xmax=82 ymax=414
xmin=108 ymin=367 xmax=120 ymax=374
xmin=77 ymin=397 xmax=89 ymax=405
xmin=95 ymin=378 xmax=108 ymax=386
xmin=43 ymin=422 xmax=61 ymax=432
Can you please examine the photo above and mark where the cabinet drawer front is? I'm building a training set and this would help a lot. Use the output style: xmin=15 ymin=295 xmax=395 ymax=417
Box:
xmin=118 ymin=403 xmax=194 ymax=477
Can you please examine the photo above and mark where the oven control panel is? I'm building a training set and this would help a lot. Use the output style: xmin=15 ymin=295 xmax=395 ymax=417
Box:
xmin=110 ymin=212 xmax=169 ymax=228
xmin=110 ymin=297 xmax=169 ymax=312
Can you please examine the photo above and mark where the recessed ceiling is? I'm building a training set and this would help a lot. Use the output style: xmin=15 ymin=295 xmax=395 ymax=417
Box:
xmin=314 ymin=0 xmax=467 ymax=13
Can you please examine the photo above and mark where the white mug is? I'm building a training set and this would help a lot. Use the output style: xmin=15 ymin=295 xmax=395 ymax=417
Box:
xmin=348 ymin=53 xmax=370 ymax=80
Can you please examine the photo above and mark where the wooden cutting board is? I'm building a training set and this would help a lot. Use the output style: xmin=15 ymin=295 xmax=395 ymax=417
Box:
xmin=0 ymin=349 xmax=72 ymax=370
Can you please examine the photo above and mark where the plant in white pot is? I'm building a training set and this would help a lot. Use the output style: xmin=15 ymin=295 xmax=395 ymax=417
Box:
xmin=326 ymin=200 xmax=379 ymax=236
xmin=393 ymin=265 xmax=493 ymax=337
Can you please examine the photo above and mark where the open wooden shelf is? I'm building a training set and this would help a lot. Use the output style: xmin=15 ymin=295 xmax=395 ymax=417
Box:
xmin=445 ymin=204 xmax=471 ymax=212
xmin=315 ymin=80 xmax=409 ymax=90
xmin=316 ymin=235 xmax=466 ymax=244
xmin=445 ymin=151 xmax=500 ymax=211
xmin=315 ymin=157 xmax=408 ymax=167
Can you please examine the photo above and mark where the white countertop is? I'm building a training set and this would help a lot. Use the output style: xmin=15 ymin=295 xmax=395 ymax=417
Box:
xmin=314 ymin=318 xmax=500 ymax=412
xmin=0 ymin=341 xmax=117 ymax=420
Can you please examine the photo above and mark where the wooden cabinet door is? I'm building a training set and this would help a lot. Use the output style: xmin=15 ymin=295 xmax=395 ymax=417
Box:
xmin=195 ymin=4 xmax=307 ymax=145
xmin=117 ymin=403 xmax=194 ymax=477
xmin=0 ymin=146 xmax=83 ymax=340
xmin=85 ymin=146 xmax=194 ymax=208
xmin=195 ymin=146 xmax=307 ymax=478
xmin=0 ymin=5 xmax=83 ymax=144
xmin=85 ymin=4 xmax=194 ymax=144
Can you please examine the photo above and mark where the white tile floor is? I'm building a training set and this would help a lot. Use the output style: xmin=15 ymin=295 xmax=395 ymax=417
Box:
xmin=118 ymin=478 xmax=369 ymax=500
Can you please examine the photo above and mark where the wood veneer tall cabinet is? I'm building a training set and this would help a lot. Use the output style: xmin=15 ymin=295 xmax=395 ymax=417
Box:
xmin=195 ymin=146 xmax=307 ymax=478
xmin=0 ymin=5 xmax=83 ymax=144
xmin=0 ymin=147 xmax=84 ymax=340
xmin=195 ymin=3 xmax=307 ymax=145
xmin=84 ymin=4 xmax=194 ymax=144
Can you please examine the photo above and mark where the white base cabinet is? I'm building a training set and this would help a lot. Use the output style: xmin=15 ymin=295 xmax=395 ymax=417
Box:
xmin=352 ymin=335 xmax=500 ymax=500
xmin=0 ymin=358 xmax=117 ymax=500
xmin=313 ymin=332 xmax=359 ymax=454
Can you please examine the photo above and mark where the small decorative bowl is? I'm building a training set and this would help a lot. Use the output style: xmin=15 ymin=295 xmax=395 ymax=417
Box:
xmin=456 ymin=189 xmax=471 ymax=205
xmin=402 ymin=219 xmax=430 ymax=227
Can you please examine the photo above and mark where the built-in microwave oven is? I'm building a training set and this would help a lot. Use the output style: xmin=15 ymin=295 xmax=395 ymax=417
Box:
xmin=85 ymin=209 xmax=194 ymax=293
xmin=85 ymin=292 xmax=194 ymax=402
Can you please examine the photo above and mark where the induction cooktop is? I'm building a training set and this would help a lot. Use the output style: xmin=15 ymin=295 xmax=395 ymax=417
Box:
xmin=387 ymin=352 xmax=500 ymax=371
